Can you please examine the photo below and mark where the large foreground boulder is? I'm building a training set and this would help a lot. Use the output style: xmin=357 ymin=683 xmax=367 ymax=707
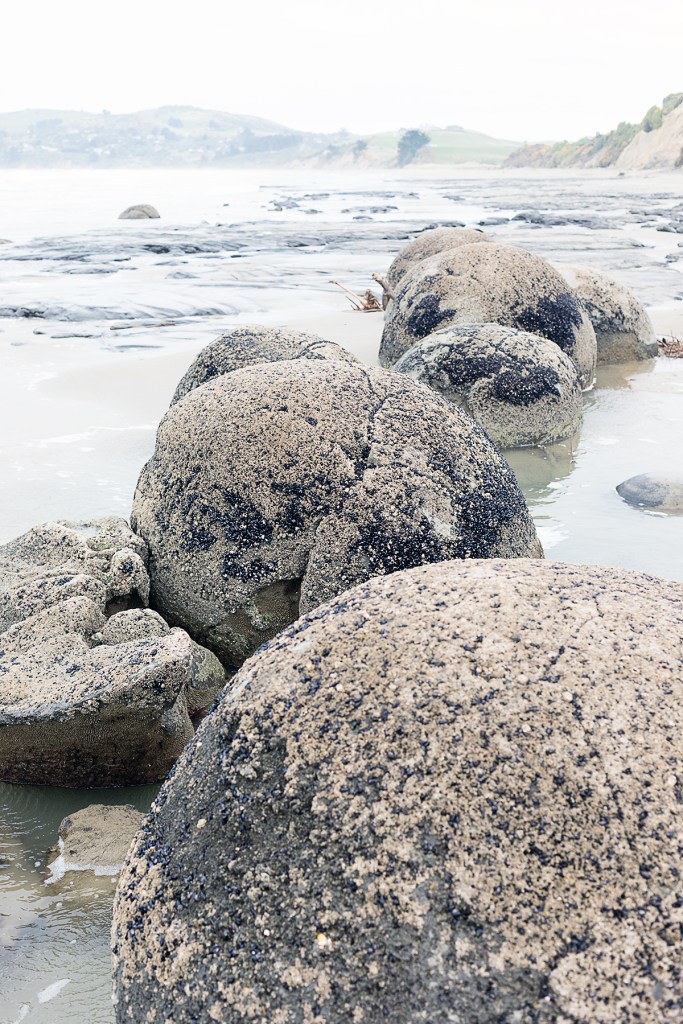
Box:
xmin=380 ymin=242 xmax=597 ymax=387
xmin=557 ymin=265 xmax=658 ymax=363
xmin=131 ymin=360 xmax=542 ymax=670
xmin=0 ymin=519 xmax=224 ymax=786
xmin=394 ymin=323 xmax=583 ymax=447
xmin=385 ymin=226 xmax=492 ymax=293
xmin=171 ymin=325 xmax=357 ymax=404
xmin=112 ymin=559 xmax=683 ymax=1024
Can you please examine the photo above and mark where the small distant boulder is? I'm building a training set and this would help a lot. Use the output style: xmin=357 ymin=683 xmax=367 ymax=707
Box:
xmin=394 ymin=323 xmax=583 ymax=447
xmin=381 ymin=243 xmax=597 ymax=388
xmin=171 ymin=325 xmax=358 ymax=405
xmin=557 ymin=265 xmax=658 ymax=363
xmin=118 ymin=204 xmax=160 ymax=220
xmin=46 ymin=804 xmax=144 ymax=881
xmin=617 ymin=473 xmax=683 ymax=514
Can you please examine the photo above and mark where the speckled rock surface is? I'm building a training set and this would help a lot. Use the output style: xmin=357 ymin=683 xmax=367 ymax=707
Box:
xmin=46 ymin=804 xmax=144 ymax=880
xmin=171 ymin=325 xmax=358 ymax=404
xmin=617 ymin=473 xmax=683 ymax=514
xmin=385 ymin=226 xmax=492 ymax=293
xmin=557 ymin=265 xmax=658 ymax=363
xmin=132 ymin=359 xmax=542 ymax=670
xmin=0 ymin=519 xmax=225 ymax=786
xmin=112 ymin=558 xmax=683 ymax=1024
xmin=394 ymin=323 xmax=583 ymax=447
xmin=118 ymin=204 xmax=160 ymax=219
xmin=380 ymin=242 xmax=597 ymax=387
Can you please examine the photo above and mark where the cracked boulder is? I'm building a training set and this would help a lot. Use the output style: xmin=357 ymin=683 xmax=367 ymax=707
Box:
xmin=171 ymin=325 xmax=358 ymax=405
xmin=112 ymin=559 xmax=683 ymax=1024
xmin=380 ymin=242 xmax=597 ymax=387
xmin=556 ymin=264 xmax=658 ymax=363
xmin=131 ymin=360 xmax=542 ymax=670
xmin=394 ymin=323 xmax=583 ymax=447
xmin=384 ymin=226 xmax=492 ymax=296
xmin=0 ymin=518 xmax=225 ymax=786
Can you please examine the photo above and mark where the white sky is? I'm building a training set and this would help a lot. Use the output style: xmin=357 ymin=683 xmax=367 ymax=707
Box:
xmin=4 ymin=0 xmax=683 ymax=142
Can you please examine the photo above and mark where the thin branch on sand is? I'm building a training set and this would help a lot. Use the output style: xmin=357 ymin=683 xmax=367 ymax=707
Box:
xmin=329 ymin=280 xmax=382 ymax=312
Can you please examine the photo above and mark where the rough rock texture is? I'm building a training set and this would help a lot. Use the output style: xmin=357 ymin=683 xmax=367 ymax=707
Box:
xmin=385 ymin=226 xmax=492 ymax=293
xmin=47 ymin=804 xmax=144 ymax=879
xmin=132 ymin=360 xmax=542 ymax=670
xmin=171 ymin=325 xmax=358 ymax=405
xmin=118 ymin=204 xmax=160 ymax=220
xmin=112 ymin=559 xmax=683 ymax=1024
xmin=617 ymin=473 xmax=683 ymax=514
xmin=0 ymin=519 xmax=225 ymax=786
xmin=557 ymin=265 xmax=658 ymax=363
xmin=394 ymin=323 xmax=583 ymax=447
xmin=380 ymin=242 xmax=597 ymax=387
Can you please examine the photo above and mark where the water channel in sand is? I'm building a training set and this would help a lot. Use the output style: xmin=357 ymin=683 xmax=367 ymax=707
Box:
xmin=0 ymin=167 xmax=682 ymax=1021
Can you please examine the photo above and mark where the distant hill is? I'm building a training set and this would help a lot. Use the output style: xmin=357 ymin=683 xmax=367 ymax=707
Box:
xmin=506 ymin=93 xmax=683 ymax=170
xmin=0 ymin=106 xmax=517 ymax=168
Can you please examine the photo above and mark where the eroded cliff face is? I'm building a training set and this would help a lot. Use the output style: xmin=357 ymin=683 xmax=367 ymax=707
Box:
xmin=615 ymin=100 xmax=683 ymax=170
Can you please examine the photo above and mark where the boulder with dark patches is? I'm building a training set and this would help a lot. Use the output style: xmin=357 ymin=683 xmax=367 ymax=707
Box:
xmin=112 ymin=559 xmax=683 ymax=1024
xmin=131 ymin=359 xmax=542 ymax=670
xmin=556 ymin=264 xmax=658 ymax=363
xmin=380 ymin=242 xmax=597 ymax=387
xmin=617 ymin=473 xmax=683 ymax=514
xmin=171 ymin=325 xmax=357 ymax=405
xmin=394 ymin=323 xmax=583 ymax=447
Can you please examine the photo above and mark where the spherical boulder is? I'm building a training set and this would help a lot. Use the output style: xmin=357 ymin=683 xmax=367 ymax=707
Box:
xmin=118 ymin=204 xmax=160 ymax=220
xmin=171 ymin=325 xmax=358 ymax=405
xmin=380 ymin=242 xmax=597 ymax=387
xmin=112 ymin=559 xmax=683 ymax=1024
xmin=394 ymin=323 xmax=583 ymax=447
xmin=131 ymin=359 xmax=542 ymax=669
xmin=385 ymin=226 xmax=492 ymax=293
xmin=558 ymin=265 xmax=658 ymax=363
xmin=617 ymin=473 xmax=683 ymax=514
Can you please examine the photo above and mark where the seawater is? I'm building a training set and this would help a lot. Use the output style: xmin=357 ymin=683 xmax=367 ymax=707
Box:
xmin=0 ymin=166 xmax=682 ymax=1022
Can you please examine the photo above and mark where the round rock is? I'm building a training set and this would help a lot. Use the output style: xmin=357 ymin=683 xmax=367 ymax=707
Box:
xmin=112 ymin=559 xmax=683 ymax=1024
xmin=558 ymin=265 xmax=658 ymax=363
xmin=118 ymin=204 xmax=160 ymax=219
xmin=171 ymin=325 xmax=358 ymax=405
xmin=131 ymin=359 xmax=542 ymax=670
xmin=385 ymin=226 xmax=492 ymax=293
xmin=380 ymin=242 xmax=597 ymax=387
xmin=617 ymin=473 xmax=683 ymax=514
xmin=394 ymin=323 xmax=583 ymax=447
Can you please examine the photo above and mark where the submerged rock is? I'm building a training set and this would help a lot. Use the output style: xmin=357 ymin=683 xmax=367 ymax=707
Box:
xmin=380 ymin=242 xmax=597 ymax=387
xmin=118 ymin=204 xmax=160 ymax=220
xmin=112 ymin=559 xmax=683 ymax=1024
xmin=393 ymin=323 xmax=583 ymax=447
xmin=557 ymin=264 xmax=658 ymax=362
xmin=0 ymin=518 xmax=225 ymax=787
xmin=46 ymin=804 xmax=144 ymax=881
xmin=385 ymin=226 xmax=492 ymax=294
xmin=131 ymin=359 xmax=542 ymax=670
xmin=617 ymin=473 xmax=683 ymax=514
xmin=171 ymin=325 xmax=357 ymax=405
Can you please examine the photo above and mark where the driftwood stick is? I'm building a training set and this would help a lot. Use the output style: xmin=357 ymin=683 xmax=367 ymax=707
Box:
xmin=371 ymin=272 xmax=395 ymax=301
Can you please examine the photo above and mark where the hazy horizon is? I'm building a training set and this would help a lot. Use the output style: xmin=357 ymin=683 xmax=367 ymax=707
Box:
xmin=4 ymin=0 xmax=682 ymax=144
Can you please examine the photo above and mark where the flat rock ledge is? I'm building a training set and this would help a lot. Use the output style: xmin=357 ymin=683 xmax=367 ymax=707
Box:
xmin=113 ymin=558 xmax=683 ymax=1024
xmin=0 ymin=518 xmax=224 ymax=787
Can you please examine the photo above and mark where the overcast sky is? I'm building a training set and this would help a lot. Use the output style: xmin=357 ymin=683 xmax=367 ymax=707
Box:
xmin=5 ymin=0 xmax=682 ymax=142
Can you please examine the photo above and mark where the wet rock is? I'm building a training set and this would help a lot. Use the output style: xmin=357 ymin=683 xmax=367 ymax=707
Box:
xmin=0 ymin=519 xmax=225 ymax=786
xmin=616 ymin=473 xmax=683 ymax=514
xmin=171 ymin=325 xmax=358 ymax=405
xmin=381 ymin=242 xmax=597 ymax=388
xmin=118 ymin=204 xmax=160 ymax=220
xmin=556 ymin=265 xmax=658 ymax=363
xmin=394 ymin=323 xmax=583 ymax=447
xmin=46 ymin=804 xmax=144 ymax=880
xmin=131 ymin=359 xmax=542 ymax=670
xmin=385 ymin=226 xmax=492 ymax=294
xmin=112 ymin=559 xmax=683 ymax=1024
